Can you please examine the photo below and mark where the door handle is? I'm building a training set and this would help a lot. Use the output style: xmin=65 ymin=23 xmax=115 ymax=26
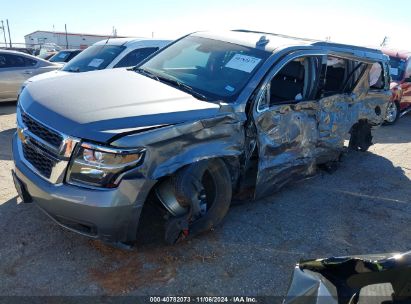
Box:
xmin=23 ymin=70 xmax=33 ymax=75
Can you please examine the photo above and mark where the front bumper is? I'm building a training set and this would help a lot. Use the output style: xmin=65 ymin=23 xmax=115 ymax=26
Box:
xmin=12 ymin=133 xmax=156 ymax=244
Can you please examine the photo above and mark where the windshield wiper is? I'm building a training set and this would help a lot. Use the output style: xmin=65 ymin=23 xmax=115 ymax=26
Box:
xmin=134 ymin=67 xmax=159 ymax=81
xmin=156 ymin=75 xmax=209 ymax=101
xmin=134 ymin=68 xmax=209 ymax=101
xmin=67 ymin=67 xmax=81 ymax=72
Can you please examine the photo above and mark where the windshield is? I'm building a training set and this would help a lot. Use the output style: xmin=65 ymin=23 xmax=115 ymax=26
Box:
xmin=62 ymin=45 xmax=125 ymax=72
xmin=38 ymin=52 xmax=55 ymax=60
xmin=49 ymin=51 xmax=72 ymax=62
xmin=139 ymin=36 xmax=270 ymax=102
xmin=389 ymin=56 xmax=406 ymax=81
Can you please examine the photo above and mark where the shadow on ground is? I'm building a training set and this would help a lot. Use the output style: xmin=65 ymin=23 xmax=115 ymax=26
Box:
xmin=0 ymin=147 xmax=410 ymax=296
xmin=373 ymin=113 xmax=411 ymax=144
xmin=0 ymin=128 xmax=16 ymax=161
xmin=0 ymin=102 xmax=17 ymax=116
xmin=0 ymin=112 xmax=410 ymax=296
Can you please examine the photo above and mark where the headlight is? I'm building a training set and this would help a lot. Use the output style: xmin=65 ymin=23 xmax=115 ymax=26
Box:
xmin=67 ymin=142 xmax=145 ymax=188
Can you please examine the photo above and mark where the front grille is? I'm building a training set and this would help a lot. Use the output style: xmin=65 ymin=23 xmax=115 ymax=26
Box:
xmin=22 ymin=112 xmax=63 ymax=148
xmin=22 ymin=143 xmax=57 ymax=178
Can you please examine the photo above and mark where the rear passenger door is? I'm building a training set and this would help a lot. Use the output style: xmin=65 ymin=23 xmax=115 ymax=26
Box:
xmin=315 ymin=55 xmax=369 ymax=157
xmin=252 ymin=51 xmax=325 ymax=198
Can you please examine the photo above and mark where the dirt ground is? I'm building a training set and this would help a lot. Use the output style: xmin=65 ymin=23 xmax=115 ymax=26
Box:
xmin=0 ymin=101 xmax=410 ymax=297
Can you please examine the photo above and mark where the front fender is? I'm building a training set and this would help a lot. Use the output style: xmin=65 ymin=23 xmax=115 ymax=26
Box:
xmin=110 ymin=113 xmax=246 ymax=180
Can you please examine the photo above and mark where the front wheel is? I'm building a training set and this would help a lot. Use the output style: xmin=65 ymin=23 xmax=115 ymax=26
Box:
xmin=384 ymin=101 xmax=400 ymax=125
xmin=156 ymin=158 xmax=232 ymax=244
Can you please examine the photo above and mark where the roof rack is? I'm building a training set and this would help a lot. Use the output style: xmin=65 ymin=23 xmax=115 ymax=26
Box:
xmin=232 ymin=29 xmax=383 ymax=54
xmin=232 ymin=29 xmax=320 ymax=42
xmin=313 ymin=41 xmax=381 ymax=53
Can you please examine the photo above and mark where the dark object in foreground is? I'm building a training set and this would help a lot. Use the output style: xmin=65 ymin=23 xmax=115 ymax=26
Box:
xmin=284 ymin=251 xmax=411 ymax=304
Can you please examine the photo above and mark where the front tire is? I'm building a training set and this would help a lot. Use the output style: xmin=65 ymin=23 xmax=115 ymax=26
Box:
xmin=157 ymin=159 xmax=232 ymax=244
xmin=384 ymin=101 xmax=400 ymax=125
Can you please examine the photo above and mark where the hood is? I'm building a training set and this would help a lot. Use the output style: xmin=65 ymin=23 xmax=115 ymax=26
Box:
xmin=24 ymin=70 xmax=68 ymax=86
xmin=19 ymin=68 xmax=221 ymax=143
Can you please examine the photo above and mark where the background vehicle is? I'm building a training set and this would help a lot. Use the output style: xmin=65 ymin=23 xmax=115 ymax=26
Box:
xmin=37 ymin=51 xmax=57 ymax=60
xmin=382 ymin=49 xmax=411 ymax=124
xmin=48 ymin=49 xmax=82 ymax=63
xmin=0 ymin=50 xmax=62 ymax=103
xmin=0 ymin=47 xmax=35 ymax=55
xmin=21 ymin=38 xmax=171 ymax=88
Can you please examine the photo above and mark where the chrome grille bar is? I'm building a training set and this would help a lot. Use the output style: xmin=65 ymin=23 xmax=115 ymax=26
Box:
xmin=16 ymin=106 xmax=79 ymax=184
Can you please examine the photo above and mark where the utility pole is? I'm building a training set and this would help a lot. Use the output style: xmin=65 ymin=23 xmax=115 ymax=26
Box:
xmin=65 ymin=24 xmax=68 ymax=48
xmin=6 ymin=19 xmax=12 ymax=48
xmin=1 ymin=20 xmax=7 ymax=47
xmin=380 ymin=36 xmax=389 ymax=47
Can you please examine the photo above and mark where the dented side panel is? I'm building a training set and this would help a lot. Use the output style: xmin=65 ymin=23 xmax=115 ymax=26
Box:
xmin=317 ymin=66 xmax=390 ymax=153
xmin=253 ymin=65 xmax=390 ymax=199
xmin=254 ymin=101 xmax=319 ymax=198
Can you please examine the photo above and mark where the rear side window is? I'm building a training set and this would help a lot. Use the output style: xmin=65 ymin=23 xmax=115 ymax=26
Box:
xmin=114 ymin=47 xmax=159 ymax=68
xmin=321 ymin=56 xmax=366 ymax=96
xmin=0 ymin=54 xmax=8 ymax=68
xmin=369 ymin=62 xmax=385 ymax=90
xmin=0 ymin=54 xmax=37 ymax=68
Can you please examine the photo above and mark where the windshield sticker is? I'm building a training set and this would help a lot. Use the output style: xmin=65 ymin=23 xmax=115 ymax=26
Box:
xmin=225 ymin=54 xmax=261 ymax=73
xmin=225 ymin=85 xmax=235 ymax=92
xmin=88 ymin=58 xmax=104 ymax=68
xmin=390 ymin=67 xmax=399 ymax=76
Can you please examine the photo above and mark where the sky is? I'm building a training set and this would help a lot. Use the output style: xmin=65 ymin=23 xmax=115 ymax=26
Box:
xmin=1 ymin=0 xmax=411 ymax=50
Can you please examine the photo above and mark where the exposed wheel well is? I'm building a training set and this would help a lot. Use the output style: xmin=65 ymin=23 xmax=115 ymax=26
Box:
xmin=136 ymin=156 xmax=240 ymax=244
xmin=349 ymin=119 xmax=373 ymax=152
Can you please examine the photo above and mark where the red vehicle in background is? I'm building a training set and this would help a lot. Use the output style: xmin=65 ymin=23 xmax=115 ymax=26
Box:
xmin=382 ymin=49 xmax=411 ymax=124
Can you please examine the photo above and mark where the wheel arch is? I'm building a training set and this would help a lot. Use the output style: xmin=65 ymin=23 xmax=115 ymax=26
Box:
xmin=152 ymin=156 xmax=235 ymax=244
xmin=349 ymin=119 xmax=373 ymax=151
xmin=152 ymin=155 xmax=242 ymax=192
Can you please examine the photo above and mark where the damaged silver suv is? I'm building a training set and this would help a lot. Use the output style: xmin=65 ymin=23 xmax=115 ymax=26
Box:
xmin=12 ymin=30 xmax=390 ymax=246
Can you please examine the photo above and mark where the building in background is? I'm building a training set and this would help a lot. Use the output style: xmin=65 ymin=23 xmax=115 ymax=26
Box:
xmin=24 ymin=30 xmax=126 ymax=50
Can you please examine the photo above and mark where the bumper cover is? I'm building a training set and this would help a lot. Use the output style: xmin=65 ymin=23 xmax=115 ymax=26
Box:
xmin=12 ymin=133 xmax=156 ymax=244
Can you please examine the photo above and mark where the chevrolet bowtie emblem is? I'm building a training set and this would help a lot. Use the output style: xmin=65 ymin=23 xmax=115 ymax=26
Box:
xmin=17 ymin=127 xmax=29 ymax=144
